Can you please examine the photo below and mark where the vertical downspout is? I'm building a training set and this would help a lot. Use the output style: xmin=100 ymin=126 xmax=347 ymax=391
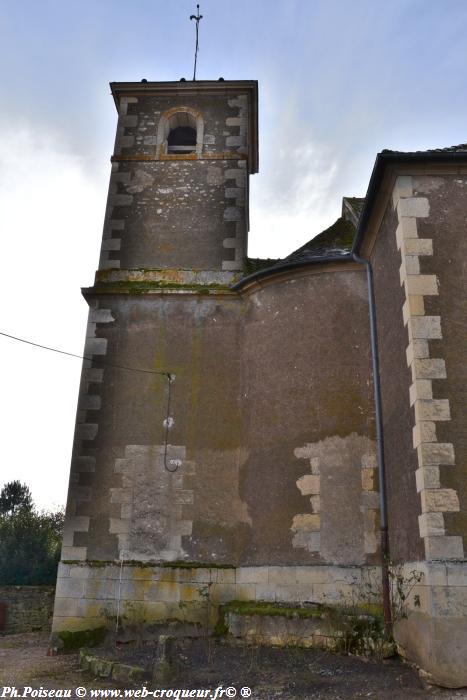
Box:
xmin=353 ymin=252 xmax=392 ymax=632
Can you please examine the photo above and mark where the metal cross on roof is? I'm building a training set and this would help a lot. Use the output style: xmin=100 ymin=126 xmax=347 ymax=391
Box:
xmin=190 ymin=4 xmax=203 ymax=81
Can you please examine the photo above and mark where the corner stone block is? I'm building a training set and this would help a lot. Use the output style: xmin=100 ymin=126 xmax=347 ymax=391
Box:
xmin=406 ymin=339 xmax=429 ymax=366
xmin=55 ymin=577 xmax=86 ymax=598
xmin=72 ymin=456 xmax=96 ymax=473
xmin=412 ymin=359 xmax=446 ymax=380
xmin=400 ymin=256 xmax=420 ymax=281
xmin=446 ymin=562 xmax=467 ymax=586
xmin=417 ymin=442 xmax=455 ymax=466
xmin=408 ymin=316 xmax=442 ymax=340
xmin=101 ymin=239 xmax=121 ymax=251
xmin=403 ymin=238 xmax=433 ymax=256
xmin=53 ymin=597 xmax=81 ymax=618
xmin=396 ymin=217 xmax=418 ymax=249
xmin=79 ymin=395 xmax=101 ymax=411
xmin=414 ymin=561 xmax=448 ymax=586
xmin=82 ymin=369 xmax=104 ymax=383
xmin=57 ymin=563 xmax=71 ymax=578
xmin=403 ymin=295 xmax=425 ymax=325
xmin=88 ymin=309 xmax=115 ymax=324
xmin=397 ymin=197 xmax=430 ymax=219
xmin=226 ymin=135 xmax=244 ymax=147
xmin=420 ymin=488 xmax=460 ymax=513
xmin=392 ymin=176 xmax=414 ymax=208
xmin=418 ymin=512 xmax=445 ymax=538
xmin=415 ymin=399 xmax=451 ymax=422
xmin=410 ymin=380 xmax=433 ymax=406
xmin=424 ymin=535 xmax=464 ymax=561
xmin=415 ymin=466 xmax=440 ymax=492
xmin=61 ymin=546 xmax=87 ymax=561
xmin=84 ymin=337 xmax=108 ymax=356
xmin=413 ymin=421 xmax=437 ymax=448
xmin=109 ymin=193 xmax=133 ymax=207
xmin=223 ymin=207 xmax=242 ymax=221
xmin=404 ymin=274 xmax=439 ymax=297
xmin=76 ymin=423 xmax=98 ymax=440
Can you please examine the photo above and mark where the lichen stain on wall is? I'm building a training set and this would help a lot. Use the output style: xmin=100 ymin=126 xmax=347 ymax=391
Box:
xmin=292 ymin=433 xmax=378 ymax=565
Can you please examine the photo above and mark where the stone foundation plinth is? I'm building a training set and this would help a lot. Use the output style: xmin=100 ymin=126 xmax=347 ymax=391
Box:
xmin=51 ymin=562 xmax=381 ymax=639
xmin=393 ymin=560 xmax=467 ymax=688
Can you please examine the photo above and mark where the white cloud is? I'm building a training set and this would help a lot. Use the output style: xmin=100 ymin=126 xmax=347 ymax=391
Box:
xmin=0 ymin=127 xmax=107 ymax=509
xmin=249 ymin=141 xmax=340 ymax=258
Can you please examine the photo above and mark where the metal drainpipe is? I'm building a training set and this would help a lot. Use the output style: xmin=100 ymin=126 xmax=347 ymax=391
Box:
xmin=352 ymin=252 xmax=392 ymax=631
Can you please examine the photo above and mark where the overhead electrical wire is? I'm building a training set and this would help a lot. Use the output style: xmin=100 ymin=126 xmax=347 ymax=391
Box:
xmin=0 ymin=329 xmax=180 ymax=473
xmin=0 ymin=330 xmax=170 ymax=377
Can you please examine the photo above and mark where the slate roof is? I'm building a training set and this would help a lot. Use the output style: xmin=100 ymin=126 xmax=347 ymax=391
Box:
xmin=285 ymin=216 xmax=355 ymax=262
xmin=241 ymin=216 xmax=356 ymax=285
xmin=381 ymin=143 xmax=467 ymax=155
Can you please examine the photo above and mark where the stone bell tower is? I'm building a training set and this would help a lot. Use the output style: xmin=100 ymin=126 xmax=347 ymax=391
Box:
xmin=99 ymin=80 xmax=258 ymax=277
xmin=52 ymin=81 xmax=260 ymax=640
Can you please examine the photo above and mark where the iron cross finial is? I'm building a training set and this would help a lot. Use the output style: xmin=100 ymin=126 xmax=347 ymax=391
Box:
xmin=190 ymin=4 xmax=203 ymax=81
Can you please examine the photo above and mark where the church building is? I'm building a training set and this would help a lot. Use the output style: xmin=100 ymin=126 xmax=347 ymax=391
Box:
xmin=51 ymin=79 xmax=467 ymax=687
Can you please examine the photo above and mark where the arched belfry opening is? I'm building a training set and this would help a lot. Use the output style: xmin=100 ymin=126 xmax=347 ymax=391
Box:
xmin=168 ymin=123 xmax=196 ymax=153
xmin=157 ymin=107 xmax=204 ymax=156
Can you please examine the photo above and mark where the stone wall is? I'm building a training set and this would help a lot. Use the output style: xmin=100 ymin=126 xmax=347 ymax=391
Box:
xmin=369 ymin=173 xmax=467 ymax=687
xmin=52 ymin=562 xmax=380 ymax=638
xmin=0 ymin=586 xmax=55 ymax=634
xmin=100 ymin=89 xmax=253 ymax=272
xmin=370 ymin=195 xmax=424 ymax=562
xmin=393 ymin=559 xmax=467 ymax=687
xmin=62 ymin=266 xmax=378 ymax=569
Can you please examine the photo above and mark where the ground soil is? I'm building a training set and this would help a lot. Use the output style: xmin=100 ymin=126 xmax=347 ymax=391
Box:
xmin=1 ymin=632 xmax=467 ymax=699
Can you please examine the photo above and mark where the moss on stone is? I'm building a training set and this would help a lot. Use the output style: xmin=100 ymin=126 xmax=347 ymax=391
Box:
xmin=93 ymin=280 xmax=229 ymax=294
xmin=62 ymin=559 xmax=236 ymax=569
xmin=58 ymin=626 xmax=106 ymax=650
xmin=220 ymin=600 xmax=326 ymax=621
xmin=161 ymin=560 xmax=235 ymax=570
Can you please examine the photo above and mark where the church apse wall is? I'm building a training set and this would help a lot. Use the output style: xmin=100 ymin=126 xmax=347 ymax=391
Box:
xmin=241 ymin=267 xmax=378 ymax=568
xmin=53 ymin=266 xmax=381 ymax=638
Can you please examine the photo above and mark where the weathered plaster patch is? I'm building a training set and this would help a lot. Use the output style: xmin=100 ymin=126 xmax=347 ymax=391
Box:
xmin=292 ymin=434 xmax=378 ymax=564
xmin=112 ymin=444 xmax=195 ymax=562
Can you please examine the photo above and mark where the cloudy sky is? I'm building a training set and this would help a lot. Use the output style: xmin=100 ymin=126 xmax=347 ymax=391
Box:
xmin=1 ymin=0 xmax=467 ymax=509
